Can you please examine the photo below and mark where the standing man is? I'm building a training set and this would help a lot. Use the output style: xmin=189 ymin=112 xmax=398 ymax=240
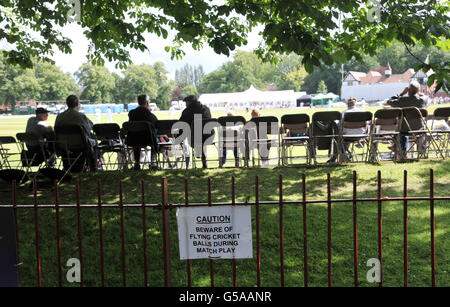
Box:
xmin=179 ymin=95 xmax=213 ymax=168
xmin=386 ymin=81 xmax=428 ymax=157
xmin=55 ymin=95 xmax=99 ymax=172
xmin=128 ymin=94 xmax=159 ymax=170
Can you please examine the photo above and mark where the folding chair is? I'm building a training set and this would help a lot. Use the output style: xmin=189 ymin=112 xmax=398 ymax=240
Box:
xmin=280 ymin=114 xmax=311 ymax=165
xmin=55 ymin=125 xmax=94 ymax=182
xmin=16 ymin=132 xmax=55 ymax=182
xmin=93 ymin=123 xmax=125 ymax=170
xmin=217 ymin=116 xmax=246 ymax=168
xmin=401 ymin=107 xmax=444 ymax=160
xmin=0 ymin=136 xmax=20 ymax=169
xmin=339 ymin=111 xmax=372 ymax=163
xmin=368 ymin=108 xmax=402 ymax=162
xmin=428 ymin=107 xmax=450 ymax=158
xmin=246 ymin=116 xmax=280 ymax=167
xmin=0 ymin=136 xmax=29 ymax=184
xmin=310 ymin=111 xmax=341 ymax=164
xmin=122 ymin=121 xmax=159 ymax=170
xmin=155 ymin=120 xmax=186 ymax=169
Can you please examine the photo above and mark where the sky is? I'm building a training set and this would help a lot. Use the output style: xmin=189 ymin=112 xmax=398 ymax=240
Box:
xmin=51 ymin=22 xmax=264 ymax=80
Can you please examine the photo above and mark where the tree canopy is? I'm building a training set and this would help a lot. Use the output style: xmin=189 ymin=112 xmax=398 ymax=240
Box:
xmin=0 ymin=0 xmax=448 ymax=91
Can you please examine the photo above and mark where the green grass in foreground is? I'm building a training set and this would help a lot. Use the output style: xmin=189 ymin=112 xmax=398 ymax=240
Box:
xmin=1 ymin=159 xmax=449 ymax=287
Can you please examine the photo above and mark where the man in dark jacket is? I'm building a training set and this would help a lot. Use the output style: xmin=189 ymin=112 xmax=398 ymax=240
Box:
xmin=128 ymin=94 xmax=158 ymax=170
xmin=55 ymin=95 xmax=99 ymax=171
xmin=386 ymin=81 xmax=428 ymax=156
xmin=179 ymin=95 xmax=214 ymax=168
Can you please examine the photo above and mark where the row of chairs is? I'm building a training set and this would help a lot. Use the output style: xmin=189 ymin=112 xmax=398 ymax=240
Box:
xmin=93 ymin=106 xmax=450 ymax=169
xmin=1 ymin=106 xmax=449 ymax=184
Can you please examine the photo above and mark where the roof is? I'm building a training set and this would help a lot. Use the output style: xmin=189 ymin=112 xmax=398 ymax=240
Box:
xmin=350 ymin=66 xmax=416 ymax=85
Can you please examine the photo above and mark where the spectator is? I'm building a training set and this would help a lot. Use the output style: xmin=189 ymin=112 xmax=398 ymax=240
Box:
xmin=339 ymin=97 xmax=370 ymax=162
xmin=94 ymin=106 xmax=102 ymax=124
xmin=386 ymin=81 xmax=428 ymax=157
xmin=128 ymin=94 xmax=159 ymax=170
xmin=55 ymin=95 xmax=99 ymax=172
xmin=25 ymin=107 xmax=55 ymax=165
xmin=221 ymin=111 xmax=240 ymax=167
xmin=179 ymin=95 xmax=213 ymax=168
xmin=106 ymin=106 xmax=113 ymax=123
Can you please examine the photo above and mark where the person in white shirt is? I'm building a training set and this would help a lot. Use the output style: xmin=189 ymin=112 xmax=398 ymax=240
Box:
xmin=95 ymin=106 xmax=102 ymax=124
xmin=106 ymin=106 xmax=113 ymax=123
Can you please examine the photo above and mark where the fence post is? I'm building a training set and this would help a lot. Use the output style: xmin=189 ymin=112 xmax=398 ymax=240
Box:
xmin=75 ymin=180 xmax=84 ymax=287
xmin=353 ymin=171 xmax=358 ymax=287
xmin=255 ymin=176 xmax=261 ymax=287
xmin=377 ymin=171 xmax=383 ymax=287
xmin=302 ymin=174 xmax=308 ymax=288
xmin=54 ymin=180 xmax=62 ymax=287
xmin=430 ymin=169 xmax=436 ymax=287
xmin=184 ymin=179 xmax=192 ymax=287
xmin=161 ymin=177 xmax=171 ymax=287
xmin=141 ymin=180 xmax=148 ymax=287
xmin=279 ymin=174 xmax=285 ymax=287
xmin=403 ymin=170 xmax=408 ymax=287
xmin=327 ymin=173 xmax=332 ymax=287
xmin=32 ymin=180 xmax=42 ymax=287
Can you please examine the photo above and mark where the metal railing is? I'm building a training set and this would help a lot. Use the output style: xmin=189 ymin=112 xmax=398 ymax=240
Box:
xmin=5 ymin=169 xmax=449 ymax=287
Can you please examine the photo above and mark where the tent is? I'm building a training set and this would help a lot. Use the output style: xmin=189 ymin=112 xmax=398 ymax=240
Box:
xmin=198 ymin=85 xmax=303 ymax=110
xmin=312 ymin=94 xmax=327 ymax=106
xmin=323 ymin=93 xmax=340 ymax=102
xmin=297 ymin=95 xmax=312 ymax=107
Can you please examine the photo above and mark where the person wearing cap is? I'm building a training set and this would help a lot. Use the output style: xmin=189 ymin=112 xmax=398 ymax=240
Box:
xmin=26 ymin=107 xmax=53 ymax=138
xmin=386 ymin=81 xmax=429 ymax=157
xmin=179 ymin=95 xmax=213 ymax=168
xmin=25 ymin=107 xmax=56 ymax=163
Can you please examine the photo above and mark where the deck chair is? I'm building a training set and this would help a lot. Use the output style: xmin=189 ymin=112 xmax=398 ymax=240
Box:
xmin=428 ymin=107 xmax=450 ymax=158
xmin=0 ymin=136 xmax=20 ymax=169
xmin=280 ymin=114 xmax=311 ymax=165
xmin=310 ymin=111 xmax=341 ymax=164
xmin=188 ymin=118 xmax=219 ymax=169
xmin=217 ymin=116 xmax=246 ymax=168
xmin=16 ymin=132 xmax=56 ymax=182
xmin=155 ymin=120 xmax=186 ymax=169
xmin=339 ymin=111 xmax=372 ymax=163
xmin=246 ymin=116 xmax=280 ymax=167
xmin=0 ymin=136 xmax=29 ymax=184
xmin=122 ymin=121 xmax=159 ymax=170
xmin=93 ymin=123 xmax=125 ymax=170
xmin=401 ymin=107 xmax=444 ymax=160
xmin=368 ymin=108 xmax=402 ymax=162
xmin=55 ymin=125 xmax=94 ymax=182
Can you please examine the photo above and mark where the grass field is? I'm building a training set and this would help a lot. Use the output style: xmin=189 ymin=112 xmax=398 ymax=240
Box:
xmin=1 ymin=105 xmax=449 ymax=287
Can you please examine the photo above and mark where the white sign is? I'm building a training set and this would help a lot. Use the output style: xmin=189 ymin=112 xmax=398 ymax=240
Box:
xmin=177 ymin=206 xmax=253 ymax=260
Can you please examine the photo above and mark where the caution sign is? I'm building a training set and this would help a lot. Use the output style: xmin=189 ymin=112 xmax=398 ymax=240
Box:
xmin=177 ymin=206 xmax=253 ymax=260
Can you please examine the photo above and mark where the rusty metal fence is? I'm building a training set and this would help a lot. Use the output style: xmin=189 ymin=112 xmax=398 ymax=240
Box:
xmin=5 ymin=169 xmax=450 ymax=287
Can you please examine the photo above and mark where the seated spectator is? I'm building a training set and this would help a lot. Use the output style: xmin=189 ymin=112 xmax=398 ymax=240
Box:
xmin=55 ymin=95 xmax=99 ymax=172
xmin=128 ymin=94 xmax=159 ymax=170
xmin=24 ymin=107 xmax=55 ymax=165
xmin=386 ymin=81 xmax=428 ymax=156
xmin=341 ymin=98 xmax=369 ymax=161
xmin=179 ymin=95 xmax=213 ymax=168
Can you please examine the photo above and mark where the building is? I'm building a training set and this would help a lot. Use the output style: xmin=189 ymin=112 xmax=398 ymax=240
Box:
xmin=341 ymin=64 xmax=436 ymax=102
